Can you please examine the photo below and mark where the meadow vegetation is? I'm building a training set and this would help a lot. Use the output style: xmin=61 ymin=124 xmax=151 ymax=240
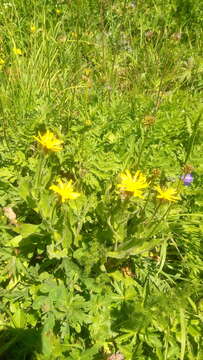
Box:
xmin=0 ymin=0 xmax=202 ymax=359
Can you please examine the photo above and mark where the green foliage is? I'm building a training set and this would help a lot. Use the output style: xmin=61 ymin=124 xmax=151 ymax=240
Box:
xmin=0 ymin=0 xmax=202 ymax=359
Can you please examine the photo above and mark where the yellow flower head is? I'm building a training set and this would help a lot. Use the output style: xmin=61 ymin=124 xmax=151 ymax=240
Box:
xmin=34 ymin=130 xmax=63 ymax=152
xmin=0 ymin=58 xmax=5 ymax=65
xmin=55 ymin=9 xmax=62 ymax=15
xmin=13 ymin=47 xmax=23 ymax=55
xmin=30 ymin=25 xmax=36 ymax=33
xmin=117 ymin=170 xmax=149 ymax=198
xmin=154 ymin=185 xmax=180 ymax=202
xmin=50 ymin=179 xmax=80 ymax=203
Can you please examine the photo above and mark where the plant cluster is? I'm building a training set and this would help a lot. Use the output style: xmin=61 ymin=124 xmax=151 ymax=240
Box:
xmin=0 ymin=0 xmax=202 ymax=359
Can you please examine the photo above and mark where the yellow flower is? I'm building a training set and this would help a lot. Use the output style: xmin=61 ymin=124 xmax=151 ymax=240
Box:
xmin=34 ymin=130 xmax=63 ymax=152
xmin=50 ymin=179 xmax=80 ymax=202
xmin=0 ymin=58 xmax=5 ymax=65
xmin=84 ymin=119 xmax=92 ymax=126
xmin=154 ymin=185 xmax=180 ymax=202
xmin=117 ymin=170 xmax=149 ymax=198
xmin=13 ymin=47 xmax=23 ymax=55
xmin=55 ymin=9 xmax=62 ymax=15
xmin=30 ymin=25 xmax=36 ymax=33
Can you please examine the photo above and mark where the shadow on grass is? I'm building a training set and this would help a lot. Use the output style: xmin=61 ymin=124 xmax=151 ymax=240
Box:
xmin=0 ymin=327 xmax=42 ymax=360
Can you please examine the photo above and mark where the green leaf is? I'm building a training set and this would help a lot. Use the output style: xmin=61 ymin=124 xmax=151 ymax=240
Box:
xmin=37 ymin=192 xmax=55 ymax=219
xmin=14 ymin=223 xmax=40 ymax=238
xmin=47 ymin=244 xmax=68 ymax=259
xmin=9 ymin=235 xmax=23 ymax=247
xmin=32 ymin=296 xmax=48 ymax=311
xmin=10 ymin=303 xmax=27 ymax=328
xmin=41 ymin=313 xmax=56 ymax=356
xmin=18 ymin=177 xmax=31 ymax=200
xmin=0 ymin=166 xmax=16 ymax=182
xmin=107 ymin=237 xmax=164 ymax=259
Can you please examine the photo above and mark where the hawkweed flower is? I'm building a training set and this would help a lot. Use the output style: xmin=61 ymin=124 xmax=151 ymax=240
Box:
xmin=181 ymin=174 xmax=193 ymax=186
xmin=50 ymin=179 xmax=80 ymax=203
xmin=34 ymin=130 xmax=63 ymax=152
xmin=0 ymin=58 xmax=5 ymax=65
xmin=117 ymin=170 xmax=149 ymax=199
xmin=155 ymin=185 xmax=180 ymax=202
xmin=13 ymin=47 xmax=23 ymax=55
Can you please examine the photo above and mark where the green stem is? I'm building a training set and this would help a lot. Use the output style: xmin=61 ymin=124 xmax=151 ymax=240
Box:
xmin=176 ymin=110 xmax=201 ymax=194
xmin=140 ymin=192 xmax=151 ymax=217
xmin=185 ymin=111 xmax=202 ymax=164
xmin=35 ymin=152 xmax=43 ymax=189
xmin=61 ymin=204 xmax=73 ymax=251
xmin=146 ymin=203 xmax=172 ymax=239
xmin=135 ymin=135 xmax=146 ymax=170
xmin=140 ymin=180 xmax=155 ymax=218
xmin=35 ymin=152 xmax=47 ymax=189
xmin=109 ymin=198 xmax=129 ymax=251
xmin=51 ymin=201 xmax=59 ymax=227
xmin=147 ymin=201 xmax=162 ymax=224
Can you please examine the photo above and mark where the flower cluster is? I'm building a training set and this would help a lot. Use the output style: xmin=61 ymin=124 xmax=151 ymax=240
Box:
xmin=117 ymin=169 xmax=180 ymax=202
xmin=34 ymin=130 xmax=80 ymax=202
xmin=34 ymin=131 xmax=182 ymax=204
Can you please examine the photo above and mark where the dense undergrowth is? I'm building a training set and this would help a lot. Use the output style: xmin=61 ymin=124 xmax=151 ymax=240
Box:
xmin=0 ymin=0 xmax=202 ymax=359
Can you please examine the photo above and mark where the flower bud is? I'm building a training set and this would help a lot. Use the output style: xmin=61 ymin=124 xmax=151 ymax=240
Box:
xmin=143 ymin=115 xmax=156 ymax=127
xmin=182 ymin=164 xmax=194 ymax=174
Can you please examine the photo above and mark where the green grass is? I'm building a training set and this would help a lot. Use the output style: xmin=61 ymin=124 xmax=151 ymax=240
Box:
xmin=0 ymin=0 xmax=203 ymax=359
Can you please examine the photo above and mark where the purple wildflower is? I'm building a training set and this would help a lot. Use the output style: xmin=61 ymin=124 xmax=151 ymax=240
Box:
xmin=181 ymin=174 xmax=193 ymax=186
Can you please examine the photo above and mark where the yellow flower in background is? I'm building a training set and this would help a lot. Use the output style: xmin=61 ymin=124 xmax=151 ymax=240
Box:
xmin=0 ymin=58 xmax=5 ymax=65
xmin=13 ymin=47 xmax=23 ymax=55
xmin=30 ymin=25 xmax=36 ymax=33
xmin=84 ymin=119 xmax=92 ymax=126
xmin=117 ymin=170 xmax=149 ymax=198
xmin=55 ymin=9 xmax=62 ymax=15
xmin=154 ymin=185 xmax=180 ymax=202
xmin=34 ymin=130 xmax=63 ymax=152
xmin=50 ymin=179 xmax=81 ymax=203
